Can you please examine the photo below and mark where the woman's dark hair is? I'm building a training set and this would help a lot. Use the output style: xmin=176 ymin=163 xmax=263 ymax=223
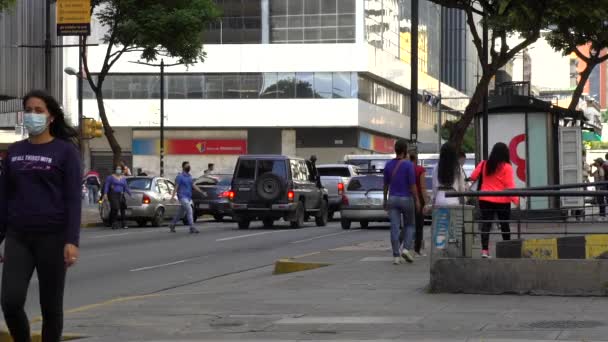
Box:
xmin=438 ymin=143 xmax=459 ymax=186
xmin=23 ymin=90 xmax=79 ymax=145
xmin=487 ymin=142 xmax=510 ymax=175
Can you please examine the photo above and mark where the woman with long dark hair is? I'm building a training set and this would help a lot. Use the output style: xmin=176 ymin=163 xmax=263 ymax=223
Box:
xmin=103 ymin=164 xmax=131 ymax=230
xmin=470 ymin=142 xmax=519 ymax=258
xmin=0 ymin=90 xmax=81 ymax=341
xmin=432 ymin=143 xmax=465 ymax=206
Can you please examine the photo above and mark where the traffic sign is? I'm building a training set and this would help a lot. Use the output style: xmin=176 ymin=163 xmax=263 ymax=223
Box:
xmin=57 ymin=0 xmax=91 ymax=36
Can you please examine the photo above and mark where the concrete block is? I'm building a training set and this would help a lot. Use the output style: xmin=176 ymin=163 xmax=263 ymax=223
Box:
xmin=429 ymin=258 xmax=608 ymax=296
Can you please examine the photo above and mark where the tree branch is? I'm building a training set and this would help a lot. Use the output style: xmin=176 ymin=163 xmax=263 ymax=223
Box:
xmin=465 ymin=8 xmax=486 ymax=67
xmin=82 ymin=36 xmax=98 ymax=93
xmin=573 ymin=46 xmax=591 ymax=63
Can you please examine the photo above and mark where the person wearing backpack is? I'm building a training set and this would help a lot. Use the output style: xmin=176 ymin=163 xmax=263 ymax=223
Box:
xmin=383 ymin=139 xmax=420 ymax=265
xmin=84 ymin=170 xmax=101 ymax=205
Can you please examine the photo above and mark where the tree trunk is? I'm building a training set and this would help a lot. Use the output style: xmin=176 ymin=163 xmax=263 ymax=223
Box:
xmin=568 ymin=62 xmax=595 ymax=112
xmin=448 ymin=73 xmax=493 ymax=148
xmin=94 ymin=89 xmax=122 ymax=166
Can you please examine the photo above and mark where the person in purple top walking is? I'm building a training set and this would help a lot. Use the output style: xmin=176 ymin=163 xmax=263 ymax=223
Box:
xmin=383 ymin=139 xmax=420 ymax=265
xmin=103 ymin=166 xmax=132 ymax=230
xmin=0 ymin=90 xmax=81 ymax=342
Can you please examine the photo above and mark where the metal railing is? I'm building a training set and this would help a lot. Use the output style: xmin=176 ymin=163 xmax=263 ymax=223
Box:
xmin=439 ymin=183 xmax=608 ymax=258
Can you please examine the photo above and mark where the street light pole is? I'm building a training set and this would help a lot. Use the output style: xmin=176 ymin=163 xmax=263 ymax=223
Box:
xmin=160 ymin=59 xmax=165 ymax=177
xmin=78 ymin=36 xmax=84 ymax=166
xmin=45 ymin=0 xmax=52 ymax=91
xmin=410 ymin=0 xmax=419 ymax=145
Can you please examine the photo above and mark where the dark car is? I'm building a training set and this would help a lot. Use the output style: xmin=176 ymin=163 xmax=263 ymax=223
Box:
xmin=192 ymin=174 xmax=233 ymax=221
xmin=230 ymin=155 xmax=329 ymax=229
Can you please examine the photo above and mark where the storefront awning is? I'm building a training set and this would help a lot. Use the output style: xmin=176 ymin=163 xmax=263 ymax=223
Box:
xmin=583 ymin=131 xmax=602 ymax=142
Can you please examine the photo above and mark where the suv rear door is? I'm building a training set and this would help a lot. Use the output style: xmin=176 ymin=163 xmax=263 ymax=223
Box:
xmin=233 ymin=158 xmax=289 ymax=205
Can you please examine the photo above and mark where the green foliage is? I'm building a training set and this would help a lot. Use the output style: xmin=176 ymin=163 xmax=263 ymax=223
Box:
xmin=588 ymin=141 xmax=608 ymax=150
xmin=602 ymin=110 xmax=608 ymax=123
xmin=437 ymin=120 xmax=476 ymax=153
xmin=92 ymin=0 xmax=221 ymax=65
xmin=0 ymin=0 xmax=16 ymax=11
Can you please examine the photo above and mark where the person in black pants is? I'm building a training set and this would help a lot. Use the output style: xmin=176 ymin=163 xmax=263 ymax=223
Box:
xmin=409 ymin=153 xmax=428 ymax=255
xmin=0 ymin=90 xmax=81 ymax=342
xmin=103 ymin=166 xmax=131 ymax=230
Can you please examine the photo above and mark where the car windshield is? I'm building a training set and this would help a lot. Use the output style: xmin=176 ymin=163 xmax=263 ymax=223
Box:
xmin=318 ymin=167 xmax=351 ymax=177
xmin=258 ymin=160 xmax=288 ymax=179
xmin=127 ymin=178 xmax=152 ymax=190
xmin=347 ymin=176 xmax=384 ymax=191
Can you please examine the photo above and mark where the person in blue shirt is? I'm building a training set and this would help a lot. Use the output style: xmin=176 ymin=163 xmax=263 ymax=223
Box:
xmin=383 ymin=139 xmax=420 ymax=265
xmin=102 ymin=165 xmax=132 ymax=230
xmin=170 ymin=161 xmax=205 ymax=234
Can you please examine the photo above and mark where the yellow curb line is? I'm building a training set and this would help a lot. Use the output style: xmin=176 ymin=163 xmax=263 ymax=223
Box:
xmin=273 ymin=258 xmax=331 ymax=275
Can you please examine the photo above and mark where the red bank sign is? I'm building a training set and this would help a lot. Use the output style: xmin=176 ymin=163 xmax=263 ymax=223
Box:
xmin=133 ymin=139 xmax=247 ymax=155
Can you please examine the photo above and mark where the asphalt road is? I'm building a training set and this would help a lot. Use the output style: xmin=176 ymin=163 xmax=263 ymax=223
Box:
xmin=15 ymin=218 xmax=388 ymax=318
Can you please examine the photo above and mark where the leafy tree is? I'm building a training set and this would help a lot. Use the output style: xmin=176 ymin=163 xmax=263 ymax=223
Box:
xmin=436 ymin=120 xmax=476 ymax=153
xmin=83 ymin=0 xmax=220 ymax=164
xmin=426 ymin=0 xmax=557 ymax=147
xmin=545 ymin=0 xmax=608 ymax=111
xmin=0 ymin=0 xmax=15 ymax=11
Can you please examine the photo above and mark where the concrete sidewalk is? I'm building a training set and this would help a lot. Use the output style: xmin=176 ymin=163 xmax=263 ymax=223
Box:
xmin=34 ymin=239 xmax=608 ymax=341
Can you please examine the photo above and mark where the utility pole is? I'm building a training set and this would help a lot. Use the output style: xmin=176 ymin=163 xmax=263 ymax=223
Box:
xmin=410 ymin=0 xmax=419 ymax=146
xmin=482 ymin=11 xmax=489 ymax=159
xmin=45 ymin=0 xmax=52 ymax=91
xmin=130 ymin=59 xmax=184 ymax=177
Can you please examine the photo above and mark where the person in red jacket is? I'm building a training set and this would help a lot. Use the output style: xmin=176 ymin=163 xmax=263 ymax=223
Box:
xmin=470 ymin=142 xmax=519 ymax=258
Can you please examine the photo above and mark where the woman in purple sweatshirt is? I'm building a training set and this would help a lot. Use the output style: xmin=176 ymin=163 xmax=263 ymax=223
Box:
xmin=0 ymin=90 xmax=81 ymax=341
xmin=102 ymin=166 xmax=131 ymax=230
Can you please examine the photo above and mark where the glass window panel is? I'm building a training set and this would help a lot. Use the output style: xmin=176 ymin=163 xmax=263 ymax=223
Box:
xmin=304 ymin=0 xmax=321 ymax=15
xmin=288 ymin=0 xmax=304 ymax=15
xmin=333 ymin=72 xmax=350 ymax=98
xmin=240 ymin=74 xmax=262 ymax=99
xmin=186 ymin=75 xmax=204 ymax=99
xmin=304 ymin=15 xmax=321 ymax=27
xmin=288 ymin=15 xmax=304 ymax=28
xmin=321 ymin=14 xmax=337 ymax=26
xmin=338 ymin=26 xmax=355 ymax=40
xmin=261 ymin=73 xmax=279 ymax=98
xmin=321 ymin=27 xmax=337 ymax=40
xmin=337 ymin=0 xmax=355 ymax=13
xmin=271 ymin=29 xmax=288 ymax=42
xmin=149 ymin=76 xmax=161 ymax=99
xmin=350 ymin=72 xmax=358 ymax=98
xmin=168 ymin=75 xmax=186 ymax=99
xmin=204 ymin=75 xmax=223 ymax=99
xmin=242 ymin=0 xmax=261 ymax=17
xmin=112 ymin=76 xmax=131 ymax=99
xmin=338 ymin=14 xmax=354 ymax=26
xmin=223 ymin=74 xmax=240 ymax=99
xmin=287 ymin=28 xmax=304 ymax=41
xmin=271 ymin=0 xmax=287 ymax=15
xmin=271 ymin=16 xmax=288 ymax=28
xmin=314 ymin=73 xmax=332 ymax=99
xmin=295 ymin=72 xmax=314 ymax=98
xmin=129 ymin=75 xmax=148 ymax=99
xmin=277 ymin=73 xmax=295 ymax=98
xmin=321 ymin=0 xmax=337 ymax=13
xmin=222 ymin=0 xmax=242 ymax=16
xmin=304 ymin=28 xmax=321 ymax=41
xmin=358 ymin=76 xmax=372 ymax=102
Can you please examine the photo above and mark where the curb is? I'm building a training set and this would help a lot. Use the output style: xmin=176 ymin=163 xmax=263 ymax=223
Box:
xmin=0 ymin=330 xmax=84 ymax=341
xmin=496 ymin=235 xmax=608 ymax=259
xmin=273 ymin=258 xmax=331 ymax=275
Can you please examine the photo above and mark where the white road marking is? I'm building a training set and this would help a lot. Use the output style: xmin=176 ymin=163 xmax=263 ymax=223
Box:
xmin=130 ymin=259 xmax=194 ymax=272
xmin=90 ymin=232 xmax=130 ymax=239
xmin=275 ymin=316 xmax=423 ymax=324
xmin=290 ymin=230 xmax=356 ymax=244
xmin=216 ymin=230 xmax=290 ymax=242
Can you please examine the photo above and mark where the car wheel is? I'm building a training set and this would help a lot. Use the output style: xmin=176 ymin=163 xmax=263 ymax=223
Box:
xmin=360 ymin=220 xmax=369 ymax=229
xmin=315 ymin=199 xmax=329 ymax=227
xmin=262 ymin=218 xmax=274 ymax=228
xmin=290 ymin=201 xmax=305 ymax=228
xmin=151 ymin=208 xmax=165 ymax=227
xmin=214 ymin=214 xmax=224 ymax=222
xmin=341 ymin=219 xmax=351 ymax=230
xmin=136 ymin=219 xmax=148 ymax=228
xmin=237 ymin=218 xmax=251 ymax=230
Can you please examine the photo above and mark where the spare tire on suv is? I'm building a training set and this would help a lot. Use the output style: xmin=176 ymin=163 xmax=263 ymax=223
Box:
xmin=255 ymin=172 xmax=284 ymax=201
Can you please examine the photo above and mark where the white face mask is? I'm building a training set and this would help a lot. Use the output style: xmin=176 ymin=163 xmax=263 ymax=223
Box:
xmin=23 ymin=112 xmax=49 ymax=136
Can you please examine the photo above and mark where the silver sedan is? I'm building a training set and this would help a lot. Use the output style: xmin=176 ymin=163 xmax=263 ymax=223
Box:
xmin=100 ymin=176 xmax=191 ymax=227
xmin=340 ymin=174 xmax=388 ymax=229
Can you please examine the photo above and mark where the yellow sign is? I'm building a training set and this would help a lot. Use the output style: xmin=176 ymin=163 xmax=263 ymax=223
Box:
xmin=57 ymin=0 xmax=91 ymax=36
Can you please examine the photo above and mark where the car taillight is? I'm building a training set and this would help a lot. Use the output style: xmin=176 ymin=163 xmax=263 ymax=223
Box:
xmin=341 ymin=194 xmax=349 ymax=206
xmin=228 ymin=190 xmax=235 ymax=201
xmin=142 ymin=194 xmax=151 ymax=205
xmin=287 ymin=190 xmax=295 ymax=202
xmin=220 ymin=191 xmax=230 ymax=198
xmin=337 ymin=182 xmax=344 ymax=195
